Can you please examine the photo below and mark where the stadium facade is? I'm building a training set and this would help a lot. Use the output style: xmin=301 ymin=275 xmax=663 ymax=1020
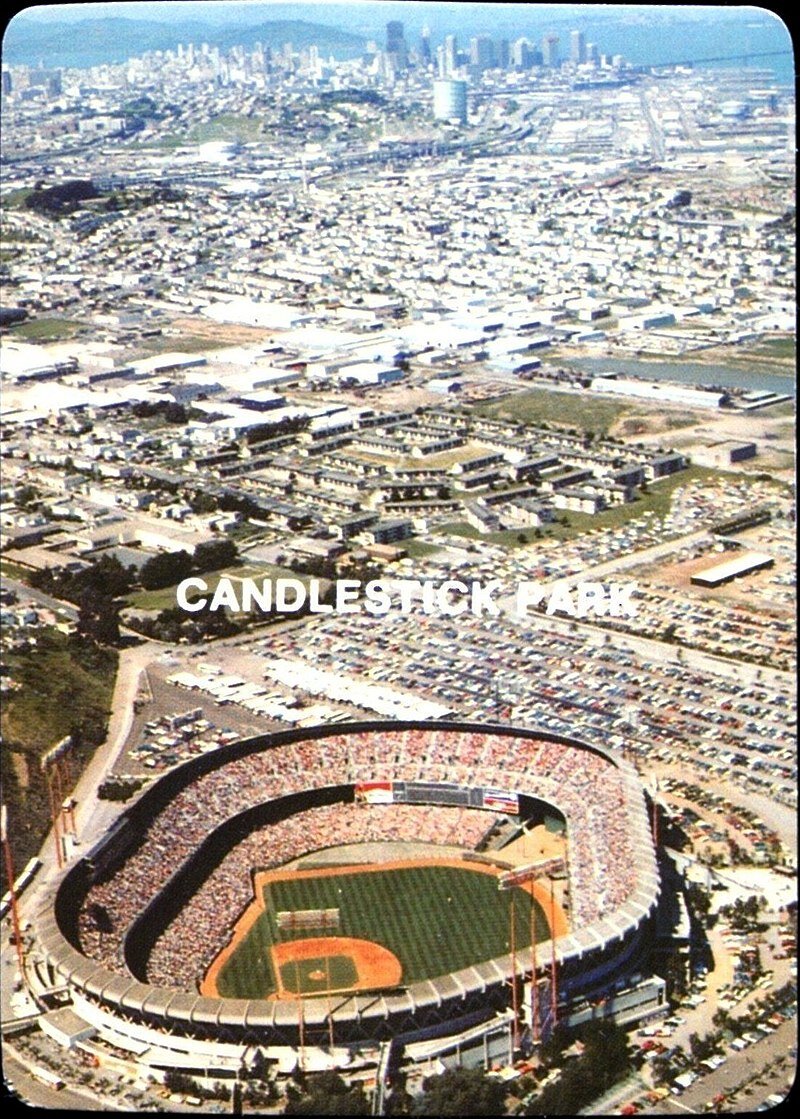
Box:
xmin=32 ymin=721 xmax=662 ymax=1074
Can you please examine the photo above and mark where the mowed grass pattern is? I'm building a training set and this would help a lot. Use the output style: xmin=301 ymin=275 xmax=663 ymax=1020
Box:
xmin=216 ymin=866 xmax=548 ymax=999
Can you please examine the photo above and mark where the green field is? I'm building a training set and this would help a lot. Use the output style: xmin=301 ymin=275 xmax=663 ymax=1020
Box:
xmin=741 ymin=336 xmax=795 ymax=361
xmin=215 ymin=865 xmax=547 ymax=999
xmin=8 ymin=317 xmax=85 ymax=341
xmin=125 ymin=562 xmax=313 ymax=612
xmin=122 ymin=332 xmax=238 ymax=359
xmin=0 ymin=557 xmax=35 ymax=582
xmin=432 ymin=520 xmax=538 ymax=548
xmin=402 ymin=539 xmax=444 ymax=559
xmin=471 ymin=387 xmax=633 ymax=435
xmin=188 ymin=113 xmax=266 ymax=143
xmin=0 ymin=628 xmax=117 ymax=756
xmin=2 ymin=187 xmax=33 ymax=209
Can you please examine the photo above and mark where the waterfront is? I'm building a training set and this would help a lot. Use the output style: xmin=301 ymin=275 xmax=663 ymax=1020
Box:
xmin=566 ymin=355 xmax=796 ymax=396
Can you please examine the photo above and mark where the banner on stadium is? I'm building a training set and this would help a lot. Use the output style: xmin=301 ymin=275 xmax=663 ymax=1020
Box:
xmin=355 ymin=780 xmax=394 ymax=804
xmin=482 ymin=788 xmax=519 ymax=814
xmin=499 ymin=856 xmax=566 ymax=889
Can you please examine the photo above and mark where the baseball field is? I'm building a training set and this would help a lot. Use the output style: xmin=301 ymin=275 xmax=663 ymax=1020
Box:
xmin=204 ymin=859 xmax=555 ymax=1000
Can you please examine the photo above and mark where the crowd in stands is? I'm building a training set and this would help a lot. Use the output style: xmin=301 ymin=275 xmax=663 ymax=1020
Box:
xmin=76 ymin=729 xmax=646 ymax=988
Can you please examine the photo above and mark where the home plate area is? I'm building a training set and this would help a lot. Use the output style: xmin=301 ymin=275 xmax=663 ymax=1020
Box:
xmin=272 ymin=936 xmax=402 ymax=996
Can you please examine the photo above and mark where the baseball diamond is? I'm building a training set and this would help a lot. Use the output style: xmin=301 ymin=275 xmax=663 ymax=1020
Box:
xmin=203 ymin=860 xmax=555 ymax=999
xmin=33 ymin=721 xmax=660 ymax=1050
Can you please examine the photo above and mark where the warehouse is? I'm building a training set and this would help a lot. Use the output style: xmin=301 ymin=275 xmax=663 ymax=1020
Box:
xmin=589 ymin=376 xmax=728 ymax=409
xmin=690 ymin=552 xmax=774 ymax=587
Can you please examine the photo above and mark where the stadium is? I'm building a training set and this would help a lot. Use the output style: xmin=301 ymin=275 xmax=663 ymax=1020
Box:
xmin=32 ymin=721 xmax=662 ymax=1079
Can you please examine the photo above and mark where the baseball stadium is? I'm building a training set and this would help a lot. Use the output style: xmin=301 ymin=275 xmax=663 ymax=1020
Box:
xmin=32 ymin=721 xmax=662 ymax=1079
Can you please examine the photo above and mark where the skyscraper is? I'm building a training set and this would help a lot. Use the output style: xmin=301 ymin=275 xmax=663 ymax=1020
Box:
xmin=542 ymin=34 xmax=560 ymax=68
xmin=470 ymin=35 xmax=495 ymax=73
xmin=444 ymin=34 xmax=458 ymax=76
xmin=386 ymin=20 xmax=404 ymax=51
xmin=511 ymin=38 xmax=532 ymax=71
xmin=386 ymin=20 xmax=408 ymax=70
xmin=570 ymin=29 xmax=586 ymax=65
xmin=420 ymin=25 xmax=432 ymax=64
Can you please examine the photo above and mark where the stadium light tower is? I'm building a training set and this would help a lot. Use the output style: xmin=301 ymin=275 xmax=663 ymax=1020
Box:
xmin=499 ymin=848 xmax=567 ymax=1047
xmin=40 ymin=735 xmax=74 ymax=869
xmin=1 ymin=804 xmax=26 ymax=978
xmin=649 ymin=774 xmax=662 ymax=848
xmin=508 ymin=891 xmax=520 ymax=1051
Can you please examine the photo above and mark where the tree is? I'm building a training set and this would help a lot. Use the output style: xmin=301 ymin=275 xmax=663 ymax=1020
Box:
xmin=413 ymin=1068 xmax=507 ymax=1116
xmin=90 ymin=554 xmax=137 ymax=598
xmin=581 ymin=1020 xmax=632 ymax=1087
xmin=188 ymin=491 xmax=218 ymax=515
xmin=77 ymin=589 xmax=121 ymax=645
xmin=164 ymin=401 xmax=188 ymax=424
xmin=688 ymin=1031 xmax=720 ymax=1064
xmin=29 ymin=554 xmax=134 ymax=608
xmin=140 ymin=549 xmax=193 ymax=590
xmin=25 ymin=178 xmax=98 ymax=215
xmin=686 ymin=882 xmax=711 ymax=920
xmin=650 ymin=1054 xmax=674 ymax=1086
xmin=193 ymin=538 xmax=238 ymax=573
xmin=163 ymin=1069 xmax=198 ymax=1095
xmin=538 ymin=1024 xmax=570 ymax=1068
xmin=527 ymin=1021 xmax=632 ymax=1115
xmin=284 ymin=1071 xmax=370 ymax=1115
xmin=15 ymin=484 xmax=39 ymax=507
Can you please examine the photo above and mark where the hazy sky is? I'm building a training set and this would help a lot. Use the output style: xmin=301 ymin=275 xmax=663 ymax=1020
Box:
xmin=5 ymin=3 xmax=792 ymax=74
xmin=12 ymin=2 xmax=789 ymax=26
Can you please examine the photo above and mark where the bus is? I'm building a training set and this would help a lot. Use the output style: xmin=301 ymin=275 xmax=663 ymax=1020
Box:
xmin=30 ymin=1066 xmax=64 ymax=1091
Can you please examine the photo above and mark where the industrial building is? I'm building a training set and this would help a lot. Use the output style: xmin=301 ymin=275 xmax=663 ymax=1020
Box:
xmin=589 ymin=376 xmax=729 ymax=409
xmin=691 ymin=551 xmax=775 ymax=587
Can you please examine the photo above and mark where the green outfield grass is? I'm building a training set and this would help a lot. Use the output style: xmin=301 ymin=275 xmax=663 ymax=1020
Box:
xmin=215 ymin=864 xmax=548 ymax=999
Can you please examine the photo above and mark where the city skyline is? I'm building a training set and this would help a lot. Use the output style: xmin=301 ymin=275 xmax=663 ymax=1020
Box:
xmin=3 ymin=2 xmax=794 ymax=80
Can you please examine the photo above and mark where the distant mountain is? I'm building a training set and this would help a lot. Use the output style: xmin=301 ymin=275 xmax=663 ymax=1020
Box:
xmin=1 ymin=15 xmax=367 ymax=69
xmin=216 ymin=19 xmax=368 ymax=57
